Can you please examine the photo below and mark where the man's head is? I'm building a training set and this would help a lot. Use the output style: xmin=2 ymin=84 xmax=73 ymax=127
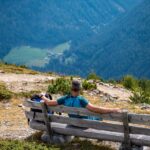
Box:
xmin=71 ymin=80 xmax=81 ymax=97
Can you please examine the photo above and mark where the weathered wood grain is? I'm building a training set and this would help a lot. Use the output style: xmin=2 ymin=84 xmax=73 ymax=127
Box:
xmin=25 ymin=111 xmax=150 ymax=136
xmin=24 ymin=100 xmax=123 ymax=121
xmin=29 ymin=121 xmax=150 ymax=147
xmin=128 ymin=113 xmax=150 ymax=126
xmin=25 ymin=111 xmax=124 ymax=132
xmin=41 ymin=102 xmax=53 ymax=143
xmin=24 ymin=99 xmax=42 ymax=108
xmin=24 ymin=100 xmax=150 ymax=125
xmin=122 ymin=111 xmax=131 ymax=150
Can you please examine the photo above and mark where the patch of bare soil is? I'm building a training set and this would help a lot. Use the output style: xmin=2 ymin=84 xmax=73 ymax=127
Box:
xmin=97 ymin=83 xmax=132 ymax=101
xmin=0 ymin=98 xmax=36 ymax=139
xmin=0 ymin=73 xmax=57 ymax=92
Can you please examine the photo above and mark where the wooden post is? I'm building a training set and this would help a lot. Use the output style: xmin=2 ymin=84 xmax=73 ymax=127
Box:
xmin=122 ymin=110 xmax=131 ymax=150
xmin=41 ymin=101 xmax=53 ymax=144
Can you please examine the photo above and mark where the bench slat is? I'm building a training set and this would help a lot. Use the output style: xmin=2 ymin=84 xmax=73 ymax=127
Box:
xmin=25 ymin=111 xmax=124 ymax=133
xmin=128 ymin=113 xmax=150 ymax=126
xmin=24 ymin=100 xmax=41 ymax=108
xmin=25 ymin=111 xmax=150 ymax=136
xmin=29 ymin=121 xmax=150 ymax=147
xmin=24 ymin=100 xmax=150 ymax=126
xmin=24 ymin=100 xmax=123 ymax=121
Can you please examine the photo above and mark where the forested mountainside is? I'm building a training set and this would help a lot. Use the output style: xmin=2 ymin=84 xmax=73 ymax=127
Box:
xmin=46 ymin=0 xmax=150 ymax=79
xmin=0 ymin=0 xmax=140 ymax=60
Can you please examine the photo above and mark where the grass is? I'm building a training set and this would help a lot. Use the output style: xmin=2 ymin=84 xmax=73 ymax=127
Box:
xmin=84 ymin=93 xmax=150 ymax=114
xmin=3 ymin=46 xmax=47 ymax=68
xmin=3 ymin=42 xmax=71 ymax=69
xmin=14 ymin=90 xmax=41 ymax=98
xmin=0 ymin=82 xmax=12 ymax=101
xmin=0 ymin=62 xmax=39 ymax=74
xmin=0 ymin=139 xmax=114 ymax=150
xmin=0 ymin=132 xmax=114 ymax=150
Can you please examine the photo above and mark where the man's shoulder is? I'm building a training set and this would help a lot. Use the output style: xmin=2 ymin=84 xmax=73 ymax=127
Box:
xmin=77 ymin=95 xmax=89 ymax=107
xmin=57 ymin=95 xmax=70 ymax=105
xmin=78 ymin=95 xmax=87 ymax=101
xmin=60 ymin=95 xmax=69 ymax=99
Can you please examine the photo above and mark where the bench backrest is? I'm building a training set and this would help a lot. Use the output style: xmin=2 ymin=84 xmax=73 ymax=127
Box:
xmin=24 ymin=100 xmax=150 ymax=147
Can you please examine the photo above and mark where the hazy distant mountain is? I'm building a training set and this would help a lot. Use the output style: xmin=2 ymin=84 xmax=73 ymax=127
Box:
xmin=0 ymin=0 xmax=140 ymax=59
xmin=48 ymin=0 xmax=150 ymax=79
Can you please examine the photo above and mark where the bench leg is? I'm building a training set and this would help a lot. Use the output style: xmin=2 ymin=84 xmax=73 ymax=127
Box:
xmin=119 ymin=143 xmax=144 ymax=150
xmin=41 ymin=131 xmax=74 ymax=144
xmin=131 ymin=145 xmax=144 ymax=150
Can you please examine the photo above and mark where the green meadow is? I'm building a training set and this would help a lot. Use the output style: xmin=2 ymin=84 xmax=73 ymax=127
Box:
xmin=3 ymin=42 xmax=71 ymax=68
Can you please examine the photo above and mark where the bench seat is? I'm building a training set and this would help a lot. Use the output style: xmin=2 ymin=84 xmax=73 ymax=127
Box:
xmin=30 ymin=120 xmax=150 ymax=147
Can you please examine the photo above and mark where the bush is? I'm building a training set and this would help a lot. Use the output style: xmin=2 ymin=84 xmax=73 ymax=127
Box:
xmin=107 ymin=79 xmax=117 ymax=84
xmin=87 ymin=73 xmax=102 ymax=81
xmin=0 ymin=82 xmax=12 ymax=101
xmin=47 ymin=78 xmax=71 ymax=95
xmin=129 ymin=79 xmax=150 ymax=104
xmin=19 ymin=65 xmax=28 ymax=69
xmin=16 ymin=90 xmax=41 ymax=98
xmin=82 ymin=80 xmax=97 ymax=90
xmin=122 ymin=75 xmax=138 ymax=90
xmin=138 ymin=79 xmax=150 ymax=93
xmin=130 ymin=89 xmax=150 ymax=104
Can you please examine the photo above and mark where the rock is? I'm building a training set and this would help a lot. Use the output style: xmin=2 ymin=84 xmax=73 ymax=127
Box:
xmin=35 ymin=80 xmax=42 ymax=83
xmin=41 ymin=132 xmax=74 ymax=144
xmin=100 ymin=93 xmax=117 ymax=102
xmin=89 ymin=89 xmax=101 ymax=96
xmin=140 ymin=103 xmax=150 ymax=110
xmin=88 ymin=80 xmax=94 ymax=84
xmin=111 ymin=94 xmax=119 ymax=99
xmin=104 ymin=83 xmax=110 ymax=87
xmin=116 ymin=99 xmax=131 ymax=103
xmin=0 ymin=70 xmax=5 ymax=73
xmin=22 ymin=82 xmax=28 ymax=86
xmin=99 ymin=82 xmax=105 ymax=85
xmin=92 ymin=89 xmax=100 ymax=94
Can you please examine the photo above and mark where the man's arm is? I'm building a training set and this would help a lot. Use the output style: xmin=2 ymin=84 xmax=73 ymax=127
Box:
xmin=41 ymin=96 xmax=58 ymax=106
xmin=86 ymin=103 xmax=121 ymax=114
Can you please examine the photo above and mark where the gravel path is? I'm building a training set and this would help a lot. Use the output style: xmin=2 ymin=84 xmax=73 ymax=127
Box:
xmin=0 ymin=99 xmax=36 ymax=139
xmin=97 ymin=83 xmax=132 ymax=101
xmin=0 ymin=73 xmax=57 ymax=92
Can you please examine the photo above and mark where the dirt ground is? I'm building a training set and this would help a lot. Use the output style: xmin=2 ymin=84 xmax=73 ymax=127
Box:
xmin=0 ymin=73 xmax=56 ymax=92
xmin=97 ymin=83 xmax=132 ymax=101
xmin=0 ymin=98 xmax=36 ymax=139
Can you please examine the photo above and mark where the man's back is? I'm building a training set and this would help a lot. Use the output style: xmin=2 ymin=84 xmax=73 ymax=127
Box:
xmin=57 ymin=95 xmax=89 ymax=118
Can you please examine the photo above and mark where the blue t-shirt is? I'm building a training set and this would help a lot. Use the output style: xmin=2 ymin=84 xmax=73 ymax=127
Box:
xmin=57 ymin=95 xmax=89 ymax=118
xmin=57 ymin=95 xmax=89 ymax=107
xmin=57 ymin=95 xmax=102 ymax=121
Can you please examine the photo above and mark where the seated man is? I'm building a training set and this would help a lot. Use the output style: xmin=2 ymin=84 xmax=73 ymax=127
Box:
xmin=40 ymin=80 xmax=121 ymax=117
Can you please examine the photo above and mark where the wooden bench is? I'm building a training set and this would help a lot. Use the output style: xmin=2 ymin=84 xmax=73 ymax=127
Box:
xmin=24 ymin=100 xmax=150 ymax=150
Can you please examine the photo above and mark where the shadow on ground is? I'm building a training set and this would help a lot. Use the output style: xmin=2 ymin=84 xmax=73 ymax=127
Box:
xmin=0 ymin=132 xmax=115 ymax=150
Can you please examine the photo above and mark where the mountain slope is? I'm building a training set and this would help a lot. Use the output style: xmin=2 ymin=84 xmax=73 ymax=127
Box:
xmin=0 ymin=0 xmax=141 ymax=59
xmin=47 ymin=0 xmax=150 ymax=79
xmin=88 ymin=0 xmax=150 ymax=79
